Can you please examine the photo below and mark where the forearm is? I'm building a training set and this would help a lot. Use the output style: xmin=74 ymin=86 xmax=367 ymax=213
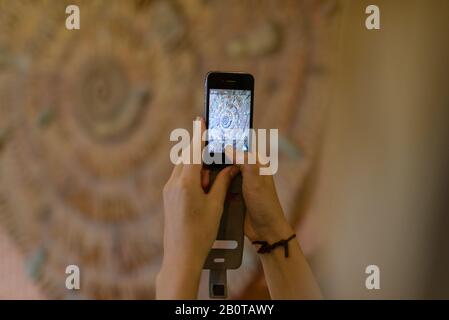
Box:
xmin=257 ymin=223 xmax=323 ymax=299
xmin=156 ymin=256 xmax=203 ymax=299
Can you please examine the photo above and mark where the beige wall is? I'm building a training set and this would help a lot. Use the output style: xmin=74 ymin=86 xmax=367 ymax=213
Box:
xmin=311 ymin=0 xmax=449 ymax=298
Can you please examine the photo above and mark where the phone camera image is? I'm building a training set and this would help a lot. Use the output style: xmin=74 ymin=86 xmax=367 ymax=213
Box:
xmin=208 ymin=89 xmax=251 ymax=153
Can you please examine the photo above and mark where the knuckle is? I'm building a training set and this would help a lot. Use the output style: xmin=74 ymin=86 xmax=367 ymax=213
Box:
xmin=177 ymin=176 xmax=191 ymax=190
xmin=243 ymin=162 xmax=260 ymax=175
xmin=162 ymin=182 xmax=171 ymax=195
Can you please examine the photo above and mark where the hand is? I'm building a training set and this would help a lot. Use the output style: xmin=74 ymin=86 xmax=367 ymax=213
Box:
xmin=156 ymin=117 xmax=239 ymax=299
xmin=225 ymin=147 xmax=294 ymax=243
xmin=225 ymin=148 xmax=322 ymax=299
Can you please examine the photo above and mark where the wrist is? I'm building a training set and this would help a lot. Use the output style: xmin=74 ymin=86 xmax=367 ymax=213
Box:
xmin=253 ymin=219 xmax=295 ymax=243
xmin=157 ymin=263 xmax=202 ymax=285
xmin=157 ymin=255 xmax=204 ymax=299
xmin=161 ymin=251 xmax=205 ymax=276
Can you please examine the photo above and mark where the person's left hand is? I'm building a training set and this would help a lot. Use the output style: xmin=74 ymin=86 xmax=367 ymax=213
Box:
xmin=156 ymin=117 xmax=239 ymax=299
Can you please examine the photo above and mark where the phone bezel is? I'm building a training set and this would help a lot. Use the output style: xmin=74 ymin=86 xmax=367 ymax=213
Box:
xmin=204 ymin=71 xmax=254 ymax=169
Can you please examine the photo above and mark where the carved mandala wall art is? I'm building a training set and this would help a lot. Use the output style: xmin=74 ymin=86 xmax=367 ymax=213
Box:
xmin=0 ymin=0 xmax=339 ymax=299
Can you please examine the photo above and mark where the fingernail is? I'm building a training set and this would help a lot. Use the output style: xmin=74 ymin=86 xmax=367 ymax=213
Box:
xmin=230 ymin=165 xmax=239 ymax=177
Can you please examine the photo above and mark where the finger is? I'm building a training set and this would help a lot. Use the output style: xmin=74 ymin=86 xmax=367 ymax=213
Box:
xmin=168 ymin=163 xmax=183 ymax=182
xmin=199 ymin=116 xmax=206 ymax=152
xmin=224 ymin=146 xmax=259 ymax=173
xmin=224 ymin=145 xmax=244 ymax=165
xmin=183 ymin=116 xmax=205 ymax=177
xmin=201 ymin=167 xmax=210 ymax=191
xmin=192 ymin=116 xmax=205 ymax=166
xmin=191 ymin=116 xmax=205 ymax=165
xmin=209 ymin=165 xmax=240 ymax=202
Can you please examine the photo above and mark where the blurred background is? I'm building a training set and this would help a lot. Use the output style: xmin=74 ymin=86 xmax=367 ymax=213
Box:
xmin=0 ymin=0 xmax=448 ymax=299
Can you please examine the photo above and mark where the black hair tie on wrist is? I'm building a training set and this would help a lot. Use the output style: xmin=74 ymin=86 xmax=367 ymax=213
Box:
xmin=252 ymin=234 xmax=296 ymax=258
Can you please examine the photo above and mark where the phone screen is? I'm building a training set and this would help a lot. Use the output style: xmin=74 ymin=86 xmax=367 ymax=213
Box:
xmin=207 ymin=88 xmax=252 ymax=153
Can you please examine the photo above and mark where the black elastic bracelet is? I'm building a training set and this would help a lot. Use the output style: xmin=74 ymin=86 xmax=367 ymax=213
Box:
xmin=252 ymin=234 xmax=296 ymax=258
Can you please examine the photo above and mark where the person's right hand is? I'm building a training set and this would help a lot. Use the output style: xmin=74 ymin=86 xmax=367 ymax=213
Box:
xmin=225 ymin=147 xmax=294 ymax=243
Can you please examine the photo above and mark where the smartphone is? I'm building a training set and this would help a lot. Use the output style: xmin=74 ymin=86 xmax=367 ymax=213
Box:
xmin=203 ymin=71 xmax=254 ymax=272
xmin=204 ymin=72 xmax=254 ymax=167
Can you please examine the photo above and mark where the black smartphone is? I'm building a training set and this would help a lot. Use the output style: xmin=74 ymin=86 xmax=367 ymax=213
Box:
xmin=204 ymin=72 xmax=254 ymax=167
xmin=203 ymin=71 xmax=254 ymax=271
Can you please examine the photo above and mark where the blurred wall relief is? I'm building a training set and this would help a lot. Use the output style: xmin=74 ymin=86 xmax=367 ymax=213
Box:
xmin=0 ymin=0 xmax=338 ymax=299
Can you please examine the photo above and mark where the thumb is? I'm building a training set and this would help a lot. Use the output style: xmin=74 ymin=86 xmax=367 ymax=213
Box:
xmin=209 ymin=166 xmax=239 ymax=202
xmin=224 ymin=146 xmax=258 ymax=176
